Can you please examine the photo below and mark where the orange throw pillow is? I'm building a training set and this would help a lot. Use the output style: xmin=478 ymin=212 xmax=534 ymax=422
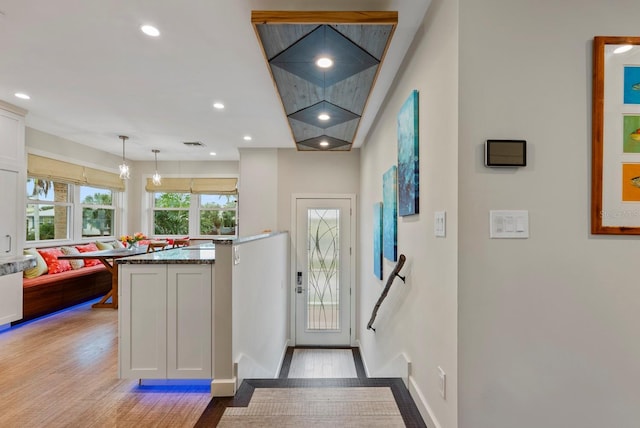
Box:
xmin=37 ymin=248 xmax=72 ymax=274
xmin=75 ymin=243 xmax=102 ymax=267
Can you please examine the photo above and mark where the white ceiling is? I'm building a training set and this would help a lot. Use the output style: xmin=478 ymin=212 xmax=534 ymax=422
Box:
xmin=0 ymin=1 xmax=430 ymax=161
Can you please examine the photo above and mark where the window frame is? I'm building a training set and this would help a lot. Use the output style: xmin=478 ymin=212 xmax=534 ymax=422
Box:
xmin=78 ymin=185 xmax=118 ymax=240
xmin=25 ymin=178 xmax=73 ymax=243
xmin=148 ymin=190 xmax=238 ymax=238
xmin=26 ymin=176 xmax=122 ymax=245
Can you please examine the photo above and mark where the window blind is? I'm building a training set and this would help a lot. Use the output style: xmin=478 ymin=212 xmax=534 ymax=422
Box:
xmin=144 ymin=177 xmax=192 ymax=192
xmin=28 ymin=154 xmax=85 ymax=184
xmin=145 ymin=177 xmax=237 ymax=194
xmin=28 ymin=154 xmax=125 ymax=190
xmin=191 ymin=178 xmax=237 ymax=194
xmin=83 ymin=167 xmax=125 ymax=191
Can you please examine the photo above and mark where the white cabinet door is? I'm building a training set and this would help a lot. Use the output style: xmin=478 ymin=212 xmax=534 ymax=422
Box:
xmin=0 ymin=169 xmax=18 ymax=256
xmin=119 ymin=264 xmax=168 ymax=379
xmin=167 ymin=265 xmax=212 ymax=378
xmin=0 ymin=273 xmax=22 ymax=324
xmin=0 ymin=108 xmax=24 ymax=166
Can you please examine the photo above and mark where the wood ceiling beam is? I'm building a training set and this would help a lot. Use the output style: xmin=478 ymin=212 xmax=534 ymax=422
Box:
xmin=251 ymin=11 xmax=398 ymax=25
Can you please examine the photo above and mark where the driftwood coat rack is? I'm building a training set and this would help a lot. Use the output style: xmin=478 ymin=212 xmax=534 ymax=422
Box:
xmin=367 ymin=254 xmax=406 ymax=332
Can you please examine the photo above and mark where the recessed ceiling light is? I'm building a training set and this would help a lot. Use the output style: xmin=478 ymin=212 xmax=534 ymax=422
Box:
xmin=141 ymin=25 xmax=160 ymax=37
xmin=319 ymin=141 xmax=329 ymax=147
xmin=14 ymin=93 xmax=30 ymax=100
xmin=209 ymin=152 xmax=217 ymax=156
xmin=318 ymin=113 xmax=330 ymax=121
xmin=213 ymin=102 xmax=225 ymax=110
xmin=316 ymin=57 xmax=333 ymax=68
xmin=614 ymin=45 xmax=633 ymax=54
xmin=243 ymin=135 xmax=252 ymax=141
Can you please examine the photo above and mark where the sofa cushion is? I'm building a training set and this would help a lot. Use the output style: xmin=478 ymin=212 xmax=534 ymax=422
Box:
xmin=23 ymin=263 xmax=107 ymax=288
xmin=95 ymin=241 xmax=114 ymax=250
xmin=37 ymin=248 xmax=72 ymax=274
xmin=23 ymin=248 xmax=48 ymax=278
xmin=60 ymin=246 xmax=85 ymax=270
xmin=75 ymin=243 xmax=101 ymax=267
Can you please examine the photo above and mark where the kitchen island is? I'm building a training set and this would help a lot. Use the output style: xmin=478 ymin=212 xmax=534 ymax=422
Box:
xmin=117 ymin=232 xmax=288 ymax=397
xmin=0 ymin=255 xmax=36 ymax=325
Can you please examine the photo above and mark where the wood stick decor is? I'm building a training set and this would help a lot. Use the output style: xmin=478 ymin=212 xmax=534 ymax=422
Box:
xmin=367 ymin=254 xmax=406 ymax=332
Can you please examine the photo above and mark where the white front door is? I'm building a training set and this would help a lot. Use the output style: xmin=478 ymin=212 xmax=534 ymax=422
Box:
xmin=294 ymin=197 xmax=353 ymax=346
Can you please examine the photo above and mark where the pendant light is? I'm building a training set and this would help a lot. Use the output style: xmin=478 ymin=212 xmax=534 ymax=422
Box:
xmin=118 ymin=135 xmax=130 ymax=179
xmin=152 ymin=149 xmax=162 ymax=185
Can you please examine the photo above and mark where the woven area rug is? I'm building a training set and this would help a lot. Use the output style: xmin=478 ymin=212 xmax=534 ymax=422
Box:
xmin=195 ymin=348 xmax=426 ymax=427
xmin=195 ymin=378 xmax=426 ymax=427
xmin=217 ymin=386 xmax=405 ymax=427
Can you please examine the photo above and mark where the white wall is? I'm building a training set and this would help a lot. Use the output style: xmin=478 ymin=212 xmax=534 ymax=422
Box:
xmin=358 ymin=1 xmax=458 ymax=427
xmin=458 ymin=1 xmax=640 ymax=427
xmin=26 ymin=127 xmax=122 ymax=171
xmin=238 ymin=148 xmax=279 ymax=237
xmin=231 ymin=232 xmax=289 ymax=385
xmin=275 ymin=148 xmax=360 ymax=234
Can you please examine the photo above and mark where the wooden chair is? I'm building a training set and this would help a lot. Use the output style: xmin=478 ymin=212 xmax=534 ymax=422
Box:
xmin=146 ymin=241 xmax=168 ymax=253
xmin=172 ymin=238 xmax=190 ymax=248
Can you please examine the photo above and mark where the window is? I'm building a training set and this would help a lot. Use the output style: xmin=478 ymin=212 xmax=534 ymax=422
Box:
xmin=199 ymin=194 xmax=237 ymax=236
xmin=151 ymin=192 xmax=237 ymax=237
xmin=81 ymin=186 xmax=115 ymax=238
xmin=26 ymin=178 xmax=71 ymax=241
xmin=152 ymin=192 xmax=191 ymax=235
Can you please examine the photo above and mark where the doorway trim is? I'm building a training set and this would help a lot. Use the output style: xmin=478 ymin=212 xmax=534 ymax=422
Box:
xmin=290 ymin=193 xmax=357 ymax=347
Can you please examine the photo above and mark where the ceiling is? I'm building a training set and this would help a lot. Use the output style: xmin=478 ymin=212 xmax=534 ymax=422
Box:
xmin=253 ymin=11 xmax=397 ymax=151
xmin=0 ymin=1 xmax=431 ymax=162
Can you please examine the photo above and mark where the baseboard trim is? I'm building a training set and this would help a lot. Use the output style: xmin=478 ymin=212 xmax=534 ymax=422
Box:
xmin=211 ymin=377 xmax=236 ymax=397
xmin=275 ymin=339 xmax=291 ymax=378
xmin=409 ymin=375 xmax=442 ymax=428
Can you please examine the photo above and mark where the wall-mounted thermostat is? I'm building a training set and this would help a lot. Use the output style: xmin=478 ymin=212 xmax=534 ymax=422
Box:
xmin=485 ymin=139 xmax=526 ymax=167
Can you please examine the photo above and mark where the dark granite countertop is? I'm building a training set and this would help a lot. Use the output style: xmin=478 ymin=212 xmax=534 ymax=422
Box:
xmin=0 ymin=255 xmax=37 ymax=276
xmin=117 ymin=244 xmax=216 ymax=265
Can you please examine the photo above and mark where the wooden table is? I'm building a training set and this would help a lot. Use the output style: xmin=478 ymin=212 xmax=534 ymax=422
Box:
xmin=59 ymin=246 xmax=150 ymax=309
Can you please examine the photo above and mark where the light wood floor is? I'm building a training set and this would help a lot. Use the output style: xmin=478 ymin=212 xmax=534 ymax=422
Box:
xmin=0 ymin=301 xmax=211 ymax=428
xmin=288 ymin=348 xmax=357 ymax=378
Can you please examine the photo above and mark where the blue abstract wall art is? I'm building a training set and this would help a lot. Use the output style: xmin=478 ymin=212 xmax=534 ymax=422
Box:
xmin=383 ymin=166 xmax=397 ymax=262
xmin=373 ymin=202 xmax=383 ymax=279
xmin=397 ymin=89 xmax=419 ymax=216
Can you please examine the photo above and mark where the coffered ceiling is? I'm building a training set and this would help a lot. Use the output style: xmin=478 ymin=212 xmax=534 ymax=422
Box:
xmin=0 ymin=1 xmax=431 ymax=161
xmin=252 ymin=11 xmax=397 ymax=151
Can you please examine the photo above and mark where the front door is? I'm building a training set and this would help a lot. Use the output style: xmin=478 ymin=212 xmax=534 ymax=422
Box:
xmin=295 ymin=197 xmax=352 ymax=346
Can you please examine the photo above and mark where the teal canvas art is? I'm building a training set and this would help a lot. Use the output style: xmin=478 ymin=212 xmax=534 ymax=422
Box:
xmin=373 ymin=202 xmax=383 ymax=279
xmin=397 ymin=90 xmax=419 ymax=216
xmin=383 ymin=166 xmax=397 ymax=262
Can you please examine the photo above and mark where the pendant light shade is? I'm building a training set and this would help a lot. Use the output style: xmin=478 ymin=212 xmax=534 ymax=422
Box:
xmin=152 ymin=149 xmax=162 ymax=185
xmin=118 ymin=135 xmax=130 ymax=179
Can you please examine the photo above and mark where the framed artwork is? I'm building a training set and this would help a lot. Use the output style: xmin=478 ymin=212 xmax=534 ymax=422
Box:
xmin=373 ymin=202 xmax=383 ymax=279
xmin=383 ymin=166 xmax=397 ymax=261
xmin=397 ymin=90 xmax=419 ymax=216
xmin=592 ymin=36 xmax=640 ymax=234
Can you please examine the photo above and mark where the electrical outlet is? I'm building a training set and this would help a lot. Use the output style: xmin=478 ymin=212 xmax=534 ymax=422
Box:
xmin=437 ymin=366 xmax=446 ymax=399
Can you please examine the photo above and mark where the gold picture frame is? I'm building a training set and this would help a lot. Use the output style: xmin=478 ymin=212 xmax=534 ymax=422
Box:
xmin=592 ymin=36 xmax=640 ymax=234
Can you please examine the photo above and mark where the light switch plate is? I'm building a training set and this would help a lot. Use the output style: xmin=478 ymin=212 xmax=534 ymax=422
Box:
xmin=434 ymin=211 xmax=446 ymax=237
xmin=490 ymin=210 xmax=529 ymax=238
